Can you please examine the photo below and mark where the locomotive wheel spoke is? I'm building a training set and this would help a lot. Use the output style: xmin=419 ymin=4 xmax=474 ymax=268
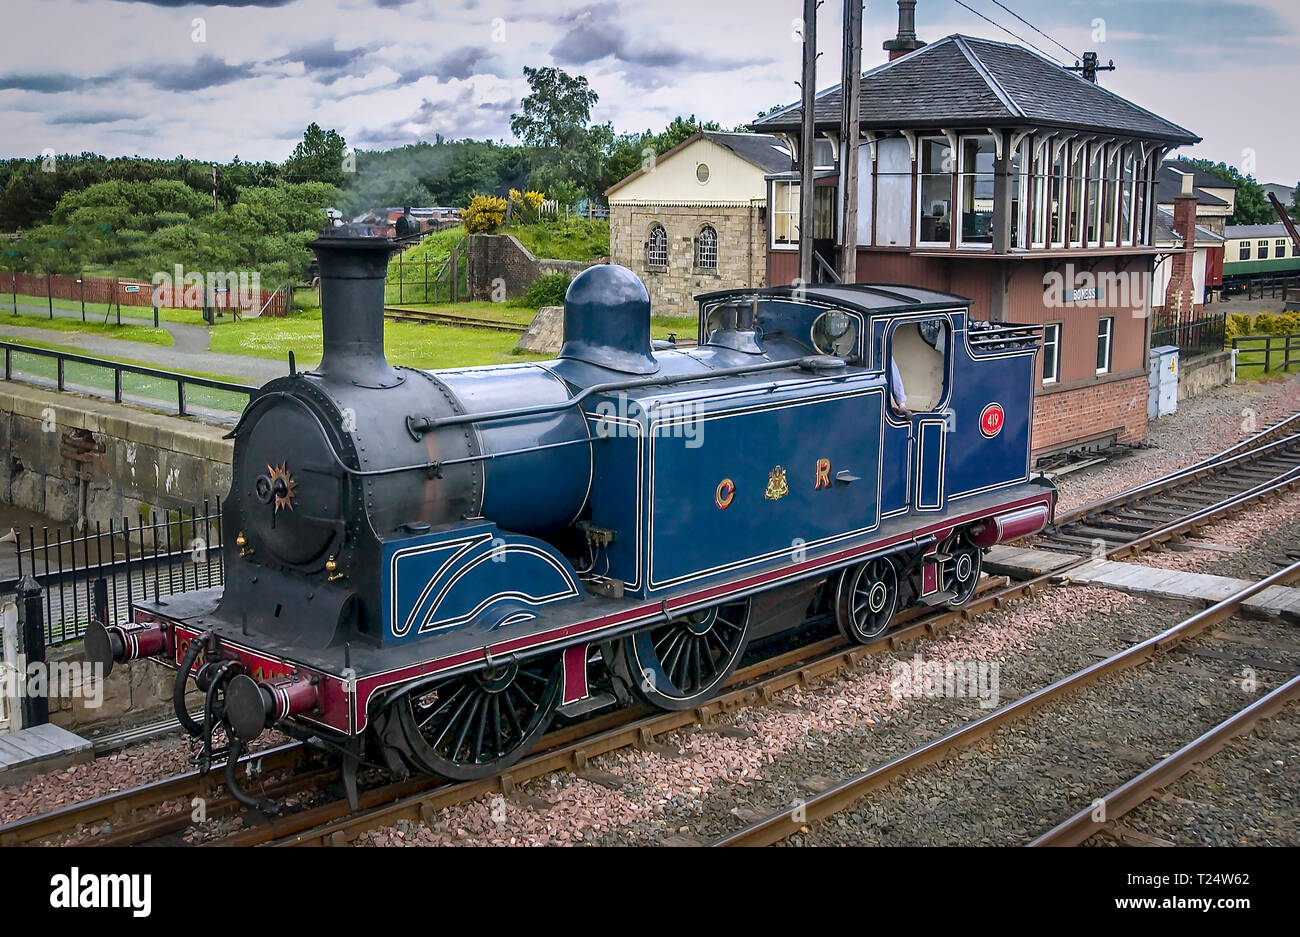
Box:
xmin=836 ymin=556 xmax=900 ymax=644
xmin=615 ymin=597 xmax=753 ymax=711
xmin=393 ymin=654 xmax=562 ymax=781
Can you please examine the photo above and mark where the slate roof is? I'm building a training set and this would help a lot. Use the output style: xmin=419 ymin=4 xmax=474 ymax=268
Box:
xmin=1224 ymin=222 xmax=1294 ymax=239
xmin=1153 ymin=208 xmax=1224 ymax=244
xmin=605 ymin=131 xmax=791 ymax=195
xmin=752 ymin=34 xmax=1198 ymax=145
xmin=1154 ymin=166 xmax=1231 ymax=207
xmin=702 ymin=132 xmax=792 ymax=174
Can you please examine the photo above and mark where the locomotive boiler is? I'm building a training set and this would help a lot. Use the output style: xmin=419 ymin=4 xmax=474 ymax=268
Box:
xmin=85 ymin=224 xmax=1056 ymax=805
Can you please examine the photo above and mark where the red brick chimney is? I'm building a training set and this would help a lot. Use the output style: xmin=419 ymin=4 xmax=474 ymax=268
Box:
xmin=1167 ymin=171 xmax=1199 ymax=318
xmin=883 ymin=0 xmax=926 ymax=61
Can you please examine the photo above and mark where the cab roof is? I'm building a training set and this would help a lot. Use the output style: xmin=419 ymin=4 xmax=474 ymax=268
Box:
xmin=696 ymin=282 xmax=970 ymax=315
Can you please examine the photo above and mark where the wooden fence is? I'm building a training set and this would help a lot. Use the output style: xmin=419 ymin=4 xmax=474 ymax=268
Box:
xmin=1232 ymin=332 xmax=1300 ymax=374
xmin=0 ymin=270 xmax=287 ymax=317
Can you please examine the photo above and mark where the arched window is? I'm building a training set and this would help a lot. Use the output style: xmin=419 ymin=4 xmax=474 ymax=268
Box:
xmin=647 ymin=224 xmax=668 ymax=268
xmin=695 ymin=225 xmax=718 ymax=270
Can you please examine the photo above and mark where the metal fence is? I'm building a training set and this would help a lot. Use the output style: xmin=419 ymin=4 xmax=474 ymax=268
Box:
xmin=1151 ymin=311 xmax=1226 ymax=357
xmin=1 ymin=502 xmax=225 ymax=646
xmin=1 ymin=340 xmax=257 ymax=422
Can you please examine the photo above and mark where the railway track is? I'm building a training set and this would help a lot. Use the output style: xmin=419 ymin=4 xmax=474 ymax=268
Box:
xmin=382 ymin=306 xmax=526 ymax=333
xmin=5 ymin=414 xmax=1300 ymax=847
xmin=709 ymin=559 xmax=1300 ymax=847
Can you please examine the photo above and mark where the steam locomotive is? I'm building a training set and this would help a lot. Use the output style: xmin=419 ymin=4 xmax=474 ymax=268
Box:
xmin=85 ymin=225 xmax=1055 ymax=805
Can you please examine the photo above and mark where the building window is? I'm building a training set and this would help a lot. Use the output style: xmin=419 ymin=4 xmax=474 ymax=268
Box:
xmin=918 ymin=136 xmax=953 ymax=246
xmin=1068 ymin=141 xmax=1087 ymax=246
xmin=695 ymin=225 xmax=718 ymax=270
xmin=1277 ymin=239 xmax=1288 ymax=258
xmin=1120 ymin=147 xmax=1135 ymax=245
xmin=1096 ymin=316 xmax=1114 ymax=375
xmin=1050 ymin=141 xmax=1067 ymax=246
xmin=1258 ymin=239 xmax=1269 ymax=259
xmin=1042 ymin=322 xmax=1061 ymax=384
xmin=1086 ymin=144 xmax=1104 ymax=246
xmin=1103 ymin=145 xmax=1120 ymax=246
xmin=696 ymin=163 xmax=710 ymax=184
xmin=1030 ymin=137 xmax=1049 ymax=248
xmin=958 ymin=134 xmax=996 ymax=245
xmin=1240 ymin=241 xmax=1252 ymax=260
xmin=813 ymin=138 xmax=837 ymax=170
xmin=647 ymin=224 xmax=668 ymax=268
xmin=771 ymin=181 xmax=800 ymax=248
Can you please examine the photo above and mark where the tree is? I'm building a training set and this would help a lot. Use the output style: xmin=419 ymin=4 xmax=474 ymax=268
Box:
xmin=510 ymin=67 xmax=599 ymax=152
xmin=1181 ymin=159 xmax=1274 ymax=225
xmin=282 ymin=123 xmax=348 ymax=188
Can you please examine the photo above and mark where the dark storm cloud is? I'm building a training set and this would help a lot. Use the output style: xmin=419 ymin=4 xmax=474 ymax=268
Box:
xmin=397 ymin=46 xmax=494 ymax=84
xmin=0 ymin=73 xmax=109 ymax=93
xmin=110 ymin=0 xmax=297 ymax=7
xmin=548 ymin=1 xmax=769 ymax=88
xmin=273 ymin=41 xmax=380 ymax=83
xmin=353 ymin=85 xmax=515 ymax=147
xmin=126 ymin=55 xmax=257 ymax=91
xmin=550 ymin=2 xmax=690 ymax=69
xmin=49 ymin=110 xmax=140 ymax=125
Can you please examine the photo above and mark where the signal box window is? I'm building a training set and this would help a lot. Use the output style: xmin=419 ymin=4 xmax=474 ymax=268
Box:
xmin=1096 ymin=317 xmax=1114 ymax=375
xmin=1042 ymin=323 xmax=1061 ymax=384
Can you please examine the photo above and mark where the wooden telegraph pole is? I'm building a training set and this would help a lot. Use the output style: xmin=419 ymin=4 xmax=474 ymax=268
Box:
xmin=839 ymin=0 xmax=863 ymax=284
xmin=797 ymin=0 xmax=818 ymax=285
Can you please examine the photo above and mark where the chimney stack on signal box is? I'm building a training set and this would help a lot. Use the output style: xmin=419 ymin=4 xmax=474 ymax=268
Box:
xmin=1168 ymin=171 xmax=1199 ymax=318
xmin=884 ymin=0 xmax=926 ymax=61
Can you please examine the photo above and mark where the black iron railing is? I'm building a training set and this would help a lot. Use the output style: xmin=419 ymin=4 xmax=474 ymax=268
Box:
xmin=1151 ymin=312 xmax=1226 ymax=357
xmin=0 ymin=341 xmax=258 ymax=421
xmin=1 ymin=502 xmax=225 ymax=646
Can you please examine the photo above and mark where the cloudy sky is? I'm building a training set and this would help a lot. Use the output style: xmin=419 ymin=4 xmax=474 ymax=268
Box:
xmin=1 ymin=0 xmax=1297 ymax=184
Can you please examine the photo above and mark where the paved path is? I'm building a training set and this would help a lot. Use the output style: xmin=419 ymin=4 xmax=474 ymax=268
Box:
xmin=0 ymin=317 xmax=288 ymax=384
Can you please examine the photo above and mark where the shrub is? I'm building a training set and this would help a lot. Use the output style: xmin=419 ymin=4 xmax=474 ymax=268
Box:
xmin=462 ymin=194 xmax=508 ymax=234
xmin=1252 ymin=311 xmax=1276 ymax=334
xmin=508 ymin=272 xmax=571 ymax=308
xmin=1274 ymin=312 xmax=1300 ymax=335
xmin=1228 ymin=312 xmax=1252 ymax=335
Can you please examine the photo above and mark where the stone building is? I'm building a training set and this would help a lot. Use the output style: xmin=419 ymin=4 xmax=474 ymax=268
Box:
xmin=606 ymin=131 xmax=791 ymax=317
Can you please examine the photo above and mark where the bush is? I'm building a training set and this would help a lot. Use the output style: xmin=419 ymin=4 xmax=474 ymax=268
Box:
xmin=1274 ymin=312 xmax=1300 ymax=335
xmin=1252 ymin=312 xmax=1277 ymax=334
xmin=508 ymin=272 xmax=571 ymax=308
xmin=1228 ymin=312 xmax=1252 ymax=335
xmin=462 ymin=194 xmax=507 ymax=234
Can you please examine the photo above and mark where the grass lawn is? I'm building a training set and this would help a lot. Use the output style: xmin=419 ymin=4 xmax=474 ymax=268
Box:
xmin=0 ymin=299 xmax=173 ymax=345
xmin=210 ymin=314 xmax=548 ymax=369
xmin=386 ymin=301 xmax=697 ymax=340
xmin=510 ymin=219 xmax=609 ymax=260
xmin=3 ymin=337 xmax=251 ymax=412
xmin=1232 ymin=333 xmax=1300 ymax=380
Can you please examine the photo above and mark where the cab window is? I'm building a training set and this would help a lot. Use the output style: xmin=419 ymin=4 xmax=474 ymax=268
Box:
xmin=888 ymin=318 xmax=949 ymax=412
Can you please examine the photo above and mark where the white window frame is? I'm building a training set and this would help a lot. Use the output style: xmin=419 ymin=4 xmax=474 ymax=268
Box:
xmin=956 ymin=133 xmax=996 ymax=249
xmin=1277 ymin=239 xmax=1288 ymax=259
xmin=1240 ymin=241 xmax=1252 ymax=260
xmin=770 ymin=180 xmax=800 ymax=250
xmin=647 ymin=224 xmax=668 ymax=269
xmin=917 ymin=135 xmax=954 ymax=249
xmin=1042 ymin=322 xmax=1061 ymax=384
xmin=1096 ymin=316 xmax=1114 ymax=375
xmin=695 ymin=225 xmax=718 ymax=271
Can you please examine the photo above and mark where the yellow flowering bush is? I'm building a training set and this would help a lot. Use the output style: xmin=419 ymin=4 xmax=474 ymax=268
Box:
xmin=463 ymin=194 xmax=508 ymax=233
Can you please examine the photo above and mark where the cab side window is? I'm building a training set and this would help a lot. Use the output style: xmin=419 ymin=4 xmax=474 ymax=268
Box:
xmin=889 ymin=318 xmax=949 ymax=413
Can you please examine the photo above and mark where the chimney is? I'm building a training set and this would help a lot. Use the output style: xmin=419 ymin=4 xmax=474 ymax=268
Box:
xmin=883 ymin=0 xmax=925 ymax=61
xmin=1167 ymin=172 xmax=1199 ymax=319
xmin=308 ymin=225 xmax=402 ymax=388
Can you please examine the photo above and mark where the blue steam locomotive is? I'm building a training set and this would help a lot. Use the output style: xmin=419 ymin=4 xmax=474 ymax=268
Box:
xmin=86 ymin=227 xmax=1055 ymax=801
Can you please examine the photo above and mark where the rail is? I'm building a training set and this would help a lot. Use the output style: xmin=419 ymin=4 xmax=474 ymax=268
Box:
xmin=1 ymin=502 xmax=225 ymax=646
xmin=1151 ymin=310 xmax=1225 ymax=356
xmin=1232 ymin=331 xmax=1300 ymax=374
xmin=0 ymin=341 xmax=257 ymax=418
